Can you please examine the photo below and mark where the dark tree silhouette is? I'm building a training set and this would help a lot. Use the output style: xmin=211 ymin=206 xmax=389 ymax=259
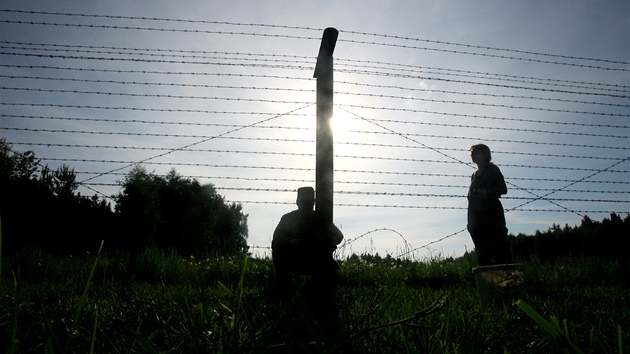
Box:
xmin=508 ymin=214 xmax=630 ymax=267
xmin=0 ymin=139 xmax=113 ymax=254
xmin=115 ymin=166 xmax=248 ymax=259
xmin=2 ymin=141 xmax=247 ymax=258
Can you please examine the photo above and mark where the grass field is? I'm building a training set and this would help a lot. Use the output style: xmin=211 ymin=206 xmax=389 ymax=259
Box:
xmin=1 ymin=244 xmax=628 ymax=353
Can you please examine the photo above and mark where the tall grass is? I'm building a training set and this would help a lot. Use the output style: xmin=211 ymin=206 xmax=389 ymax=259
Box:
xmin=0 ymin=246 xmax=628 ymax=353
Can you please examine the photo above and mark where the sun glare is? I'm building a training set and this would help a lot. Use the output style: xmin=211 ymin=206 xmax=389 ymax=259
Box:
xmin=329 ymin=106 xmax=356 ymax=138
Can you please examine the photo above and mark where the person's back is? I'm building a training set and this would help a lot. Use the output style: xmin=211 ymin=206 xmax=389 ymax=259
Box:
xmin=271 ymin=187 xmax=342 ymax=301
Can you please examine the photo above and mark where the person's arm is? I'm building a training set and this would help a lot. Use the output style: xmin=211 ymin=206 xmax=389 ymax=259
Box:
xmin=470 ymin=165 xmax=507 ymax=199
xmin=329 ymin=223 xmax=344 ymax=246
xmin=482 ymin=165 xmax=507 ymax=198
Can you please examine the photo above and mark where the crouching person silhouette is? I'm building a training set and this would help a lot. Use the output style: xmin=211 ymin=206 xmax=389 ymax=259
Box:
xmin=272 ymin=187 xmax=343 ymax=306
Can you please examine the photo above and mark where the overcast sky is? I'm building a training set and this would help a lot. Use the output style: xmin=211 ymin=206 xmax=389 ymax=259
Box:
xmin=1 ymin=1 xmax=628 ymax=259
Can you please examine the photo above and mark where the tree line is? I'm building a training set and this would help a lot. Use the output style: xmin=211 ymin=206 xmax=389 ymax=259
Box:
xmin=1 ymin=138 xmax=627 ymax=263
xmin=507 ymin=214 xmax=629 ymax=284
xmin=508 ymin=213 xmax=629 ymax=262
xmin=0 ymin=138 xmax=248 ymax=256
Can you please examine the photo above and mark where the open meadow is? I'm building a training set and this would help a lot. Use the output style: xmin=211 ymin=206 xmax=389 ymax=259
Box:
xmin=1 ymin=245 xmax=628 ymax=353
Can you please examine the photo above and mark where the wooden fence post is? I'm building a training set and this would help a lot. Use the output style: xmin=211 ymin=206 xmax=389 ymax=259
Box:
xmin=313 ymin=27 xmax=338 ymax=225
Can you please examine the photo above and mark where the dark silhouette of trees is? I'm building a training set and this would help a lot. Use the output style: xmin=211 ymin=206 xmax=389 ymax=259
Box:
xmin=0 ymin=138 xmax=113 ymax=254
xmin=509 ymin=214 xmax=630 ymax=262
xmin=114 ymin=166 xmax=248 ymax=257
xmin=507 ymin=213 xmax=629 ymax=284
xmin=1 ymin=139 xmax=248 ymax=257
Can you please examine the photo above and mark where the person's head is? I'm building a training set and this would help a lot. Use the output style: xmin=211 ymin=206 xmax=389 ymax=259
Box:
xmin=470 ymin=144 xmax=492 ymax=164
xmin=296 ymin=186 xmax=315 ymax=214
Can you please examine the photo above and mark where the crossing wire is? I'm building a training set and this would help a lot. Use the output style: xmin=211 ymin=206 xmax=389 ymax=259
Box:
xmin=77 ymin=104 xmax=314 ymax=184
xmin=335 ymin=106 xmax=629 ymax=217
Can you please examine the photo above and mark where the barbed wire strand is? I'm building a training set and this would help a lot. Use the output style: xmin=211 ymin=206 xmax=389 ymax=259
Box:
xmin=5 ymin=113 xmax=628 ymax=139
xmin=3 ymin=73 xmax=626 ymax=108
xmin=8 ymin=141 xmax=630 ymax=162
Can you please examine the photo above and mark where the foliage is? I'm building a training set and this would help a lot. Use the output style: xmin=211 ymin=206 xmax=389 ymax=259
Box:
xmin=508 ymin=213 xmax=630 ymax=264
xmin=114 ymin=166 xmax=248 ymax=256
xmin=0 ymin=140 xmax=248 ymax=257
xmin=0 ymin=139 xmax=113 ymax=254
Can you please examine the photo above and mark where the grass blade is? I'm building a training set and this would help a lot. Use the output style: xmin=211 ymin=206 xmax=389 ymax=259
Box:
xmin=64 ymin=240 xmax=104 ymax=351
xmin=516 ymin=300 xmax=584 ymax=354
xmin=90 ymin=305 xmax=98 ymax=354
xmin=516 ymin=300 xmax=561 ymax=342
xmin=618 ymin=325 xmax=623 ymax=354
xmin=8 ymin=270 xmax=19 ymax=354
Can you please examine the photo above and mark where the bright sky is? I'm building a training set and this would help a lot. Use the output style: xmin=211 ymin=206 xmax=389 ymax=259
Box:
xmin=1 ymin=1 xmax=628 ymax=259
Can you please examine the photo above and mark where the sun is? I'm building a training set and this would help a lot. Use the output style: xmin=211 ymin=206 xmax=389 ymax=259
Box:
xmin=329 ymin=109 xmax=353 ymax=138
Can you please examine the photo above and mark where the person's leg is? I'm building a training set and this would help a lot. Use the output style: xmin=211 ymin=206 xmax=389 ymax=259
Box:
xmin=469 ymin=210 xmax=492 ymax=266
xmin=492 ymin=226 xmax=511 ymax=264
xmin=471 ymin=227 xmax=493 ymax=266
xmin=308 ymin=256 xmax=340 ymax=343
xmin=273 ymin=253 xmax=292 ymax=303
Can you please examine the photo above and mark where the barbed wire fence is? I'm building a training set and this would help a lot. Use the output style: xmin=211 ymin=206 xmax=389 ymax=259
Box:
xmin=1 ymin=9 xmax=628 ymax=259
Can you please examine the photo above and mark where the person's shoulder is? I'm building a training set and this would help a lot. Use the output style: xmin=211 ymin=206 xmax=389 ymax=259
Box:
xmin=488 ymin=163 xmax=502 ymax=172
xmin=275 ymin=210 xmax=299 ymax=236
xmin=488 ymin=163 xmax=505 ymax=178
xmin=279 ymin=210 xmax=300 ymax=222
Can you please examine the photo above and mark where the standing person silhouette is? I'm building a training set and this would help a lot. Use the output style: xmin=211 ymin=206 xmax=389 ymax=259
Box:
xmin=272 ymin=187 xmax=343 ymax=303
xmin=467 ymin=144 xmax=512 ymax=266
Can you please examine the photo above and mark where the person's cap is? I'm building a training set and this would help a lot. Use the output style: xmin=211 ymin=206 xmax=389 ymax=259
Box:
xmin=297 ymin=186 xmax=315 ymax=199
